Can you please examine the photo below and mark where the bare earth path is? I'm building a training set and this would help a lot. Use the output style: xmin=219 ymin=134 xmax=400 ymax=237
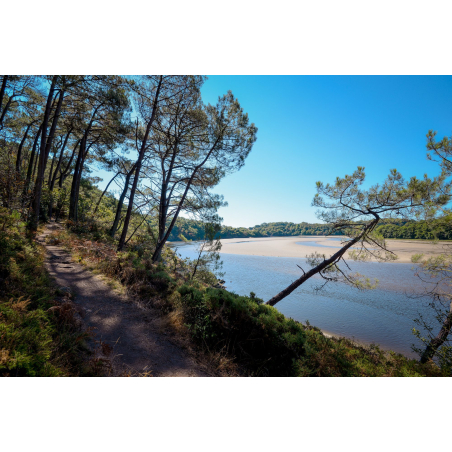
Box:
xmin=37 ymin=223 xmax=211 ymax=377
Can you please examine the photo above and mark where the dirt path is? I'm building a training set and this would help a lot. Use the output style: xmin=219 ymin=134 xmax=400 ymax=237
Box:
xmin=37 ymin=223 xmax=212 ymax=377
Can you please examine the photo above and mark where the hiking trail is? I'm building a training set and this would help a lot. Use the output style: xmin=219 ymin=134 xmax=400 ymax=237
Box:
xmin=37 ymin=222 xmax=212 ymax=377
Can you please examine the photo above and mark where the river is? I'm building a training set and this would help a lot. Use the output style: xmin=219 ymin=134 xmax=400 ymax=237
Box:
xmin=170 ymin=237 xmax=437 ymax=358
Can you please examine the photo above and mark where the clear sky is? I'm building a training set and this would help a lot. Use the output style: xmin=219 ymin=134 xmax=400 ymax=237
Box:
xmin=95 ymin=76 xmax=452 ymax=228
xmin=199 ymin=76 xmax=452 ymax=227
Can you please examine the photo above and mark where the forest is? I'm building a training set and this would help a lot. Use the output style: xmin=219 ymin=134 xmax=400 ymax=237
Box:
xmin=169 ymin=217 xmax=452 ymax=241
xmin=0 ymin=76 xmax=257 ymax=253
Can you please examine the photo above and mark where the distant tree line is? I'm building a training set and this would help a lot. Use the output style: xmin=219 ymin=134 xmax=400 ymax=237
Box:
xmin=169 ymin=217 xmax=452 ymax=241
xmin=376 ymin=218 xmax=452 ymax=240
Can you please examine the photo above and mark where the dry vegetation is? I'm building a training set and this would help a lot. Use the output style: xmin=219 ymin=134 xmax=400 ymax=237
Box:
xmin=0 ymin=217 xmax=110 ymax=376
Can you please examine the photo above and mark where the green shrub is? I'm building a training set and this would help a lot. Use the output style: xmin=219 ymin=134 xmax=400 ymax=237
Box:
xmin=178 ymin=285 xmax=306 ymax=376
xmin=0 ymin=218 xmax=95 ymax=376
xmin=176 ymin=284 xmax=445 ymax=377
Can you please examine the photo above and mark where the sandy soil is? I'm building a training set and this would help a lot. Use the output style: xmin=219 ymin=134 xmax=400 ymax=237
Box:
xmin=216 ymin=236 xmax=450 ymax=263
xmin=38 ymin=223 xmax=213 ymax=377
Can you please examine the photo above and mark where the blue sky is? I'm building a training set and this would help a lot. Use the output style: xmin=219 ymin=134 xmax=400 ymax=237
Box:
xmin=95 ymin=76 xmax=452 ymax=228
xmin=200 ymin=76 xmax=452 ymax=227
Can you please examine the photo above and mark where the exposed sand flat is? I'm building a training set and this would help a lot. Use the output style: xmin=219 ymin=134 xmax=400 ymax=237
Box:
xmin=218 ymin=236 xmax=450 ymax=263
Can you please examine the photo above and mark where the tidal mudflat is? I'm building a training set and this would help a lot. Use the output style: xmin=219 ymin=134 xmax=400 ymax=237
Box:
xmin=171 ymin=236 xmax=446 ymax=358
xmin=216 ymin=235 xmax=447 ymax=263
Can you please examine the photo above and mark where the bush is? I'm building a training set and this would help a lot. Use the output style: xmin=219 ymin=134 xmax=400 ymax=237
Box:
xmin=0 ymin=214 xmax=95 ymax=376
xmin=178 ymin=285 xmax=305 ymax=376
xmin=176 ymin=284 xmax=445 ymax=377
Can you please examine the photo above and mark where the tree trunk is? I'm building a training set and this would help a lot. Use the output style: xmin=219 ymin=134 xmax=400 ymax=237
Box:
xmin=32 ymin=146 xmax=40 ymax=179
xmin=0 ymin=76 xmax=7 ymax=115
xmin=110 ymin=165 xmax=135 ymax=238
xmin=24 ymin=123 xmax=42 ymax=193
xmin=150 ymin=130 xmax=224 ymax=263
xmin=124 ymin=212 xmax=149 ymax=245
xmin=50 ymin=129 xmax=72 ymax=191
xmin=58 ymin=139 xmax=80 ymax=188
xmin=47 ymin=147 xmax=58 ymax=186
xmin=68 ymin=137 xmax=86 ymax=221
xmin=31 ymin=84 xmax=65 ymax=229
xmin=420 ymin=307 xmax=452 ymax=364
xmin=265 ymin=220 xmax=378 ymax=306
xmin=0 ymin=75 xmax=13 ymax=129
xmin=117 ymin=76 xmax=163 ymax=251
xmin=151 ymin=166 xmax=201 ymax=262
xmin=15 ymin=123 xmax=32 ymax=172
xmin=47 ymin=146 xmax=58 ymax=219
xmin=68 ymin=103 xmax=102 ymax=222
xmin=93 ymin=170 xmax=120 ymax=215
xmin=30 ymin=77 xmax=58 ymax=231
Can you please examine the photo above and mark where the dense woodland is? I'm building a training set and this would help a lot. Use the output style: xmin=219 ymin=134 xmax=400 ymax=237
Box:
xmin=0 ymin=75 xmax=257 ymax=256
xmin=169 ymin=217 xmax=452 ymax=241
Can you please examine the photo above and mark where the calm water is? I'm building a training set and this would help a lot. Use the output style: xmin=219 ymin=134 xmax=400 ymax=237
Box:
xmin=171 ymin=239 xmax=435 ymax=358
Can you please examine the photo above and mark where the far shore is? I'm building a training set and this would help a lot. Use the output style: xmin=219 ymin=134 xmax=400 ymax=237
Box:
xmin=200 ymin=236 xmax=450 ymax=263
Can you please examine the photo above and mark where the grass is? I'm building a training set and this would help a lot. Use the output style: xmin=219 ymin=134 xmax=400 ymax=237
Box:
xmin=0 ymin=215 xmax=105 ymax=377
xmin=51 ymin=225 xmax=449 ymax=377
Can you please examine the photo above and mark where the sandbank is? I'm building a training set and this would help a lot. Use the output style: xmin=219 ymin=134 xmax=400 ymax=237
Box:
xmin=216 ymin=236 xmax=449 ymax=263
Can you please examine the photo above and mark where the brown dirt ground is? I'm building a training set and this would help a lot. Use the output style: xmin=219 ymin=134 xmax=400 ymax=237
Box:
xmin=37 ymin=223 xmax=215 ymax=377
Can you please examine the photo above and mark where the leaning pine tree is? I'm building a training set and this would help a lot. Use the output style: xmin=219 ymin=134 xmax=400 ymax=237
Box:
xmin=265 ymin=166 xmax=452 ymax=306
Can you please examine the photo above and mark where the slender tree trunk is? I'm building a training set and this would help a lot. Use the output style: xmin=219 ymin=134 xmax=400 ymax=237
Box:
xmin=110 ymin=165 xmax=135 ymax=238
xmin=124 ymin=212 xmax=150 ymax=245
xmin=73 ymin=153 xmax=87 ymax=221
xmin=265 ymin=219 xmax=378 ymax=306
xmin=157 ymin=179 xmax=167 ymax=247
xmin=151 ymin=167 xmax=202 ymax=262
xmin=117 ymin=76 xmax=163 ymax=251
xmin=93 ymin=170 xmax=120 ymax=215
xmin=0 ymin=98 xmax=14 ymax=130
xmin=58 ymin=139 xmax=80 ymax=188
xmin=15 ymin=123 xmax=32 ymax=172
xmin=31 ymin=84 xmax=65 ymax=229
xmin=47 ymin=146 xmax=58 ymax=219
xmin=50 ymin=129 xmax=72 ymax=191
xmin=69 ymin=137 xmax=86 ymax=221
xmin=68 ymin=104 xmax=102 ymax=221
xmin=153 ymin=180 xmax=170 ymax=262
xmin=420 ymin=307 xmax=452 ymax=364
xmin=117 ymin=215 xmax=125 ymax=234
xmin=47 ymin=147 xmax=58 ymax=186
xmin=0 ymin=76 xmax=7 ymax=113
xmin=70 ymin=139 xmax=98 ymax=222
xmin=0 ymin=77 xmax=13 ymax=130
xmin=30 ymin=77 xmax=58 ymax=231
xmin=32 ymin=146 xmax=39 ymax=179
xmin=150 ymin=131 xmax=224 ymax=262
xmin=25 ymin=123 xmax=42 ymax=191
xmin=156 ymin=149 xmax=176 ymax=255
xmin=191 ymin=242 xmax=206 ymax=280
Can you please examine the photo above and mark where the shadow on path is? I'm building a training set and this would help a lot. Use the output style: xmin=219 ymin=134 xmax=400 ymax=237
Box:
xmin=38 ymin=222 xmax=211 ymax=377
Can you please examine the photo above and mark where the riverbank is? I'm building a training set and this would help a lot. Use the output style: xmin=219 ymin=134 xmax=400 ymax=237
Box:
xmin=50 ymin=225 xmax=447 ymax=376
xmin=173 ymin=239 xmax=441 ymax=358
xmin=205 ymin=236 xmax=448 ymax=263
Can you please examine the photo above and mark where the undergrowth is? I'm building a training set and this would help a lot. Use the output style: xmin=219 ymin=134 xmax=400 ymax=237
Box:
xmin=52 ymin=225 xmax=447 ymax=377
xmin=0 ymin=212 xmax=103 ymax=376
